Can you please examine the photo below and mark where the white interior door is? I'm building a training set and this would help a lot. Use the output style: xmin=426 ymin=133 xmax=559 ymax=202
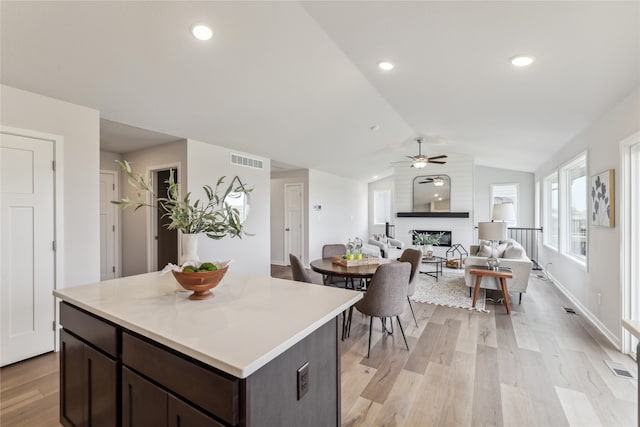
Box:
xmin=1 ymin=132 xmax=55 ymax=366
xmin=284 ymin=183 xmax=303 ymax=265
xmin=100 ymin=172 xmax=116 ymax=280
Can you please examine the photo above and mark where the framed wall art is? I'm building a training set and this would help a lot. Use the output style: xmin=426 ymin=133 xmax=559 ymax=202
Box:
xmin=590 ymin=169 xmax=614 ymax=227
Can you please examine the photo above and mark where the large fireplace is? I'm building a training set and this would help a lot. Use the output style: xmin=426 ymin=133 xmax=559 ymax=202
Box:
xmin=411 ymin=230 xmax=452 ymax=247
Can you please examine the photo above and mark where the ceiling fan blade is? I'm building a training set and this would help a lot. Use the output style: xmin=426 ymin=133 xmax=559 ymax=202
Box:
xmin=418 ymin=180 xmax=434 ymax=184
xmin=428 ymin=160 xmax=447 ymax=164
xmin=428 ymin=155 xmax=448 ymax=160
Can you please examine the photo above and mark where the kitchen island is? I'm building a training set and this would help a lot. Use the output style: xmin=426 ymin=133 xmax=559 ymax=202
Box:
xmin=54 ymin=271 xmax=362 ymax=427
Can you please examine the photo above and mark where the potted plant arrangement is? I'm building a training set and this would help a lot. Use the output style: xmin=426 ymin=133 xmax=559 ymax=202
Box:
xmin=411 ymin=231 xmax=444 ymax=259
xmin=112 ymin=160 xmax=252 ymax=299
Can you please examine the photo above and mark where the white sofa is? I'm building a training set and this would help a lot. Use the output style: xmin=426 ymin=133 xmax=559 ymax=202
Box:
xmin=463 ymin=239 xmax=533 ymax=303
xmin=368 ymin=235 xmax=405 ymax=259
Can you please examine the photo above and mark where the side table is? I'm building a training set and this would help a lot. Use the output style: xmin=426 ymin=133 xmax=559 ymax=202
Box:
xmin=468 ymin=265 xmax=513 ymax=314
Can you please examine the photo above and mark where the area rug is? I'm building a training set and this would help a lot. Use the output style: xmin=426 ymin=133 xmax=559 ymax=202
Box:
xmin=410 ymin=269 xmax=488 ymax=312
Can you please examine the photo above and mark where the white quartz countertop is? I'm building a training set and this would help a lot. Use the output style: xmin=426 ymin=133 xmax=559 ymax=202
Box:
xmin=622 ymin=319 xmax=640 ymax=341
xmin=54 ymin=271 xmax=362 ymax=378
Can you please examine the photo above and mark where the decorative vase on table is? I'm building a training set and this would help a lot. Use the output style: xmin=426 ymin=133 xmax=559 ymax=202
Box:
xmin=180 ymin=233 xmax=200 ymax=265
xmin=422 ymin=244 xmax=434 ymax=259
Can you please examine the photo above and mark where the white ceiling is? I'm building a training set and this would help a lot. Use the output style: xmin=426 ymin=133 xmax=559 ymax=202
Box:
xmin=2 ymin=1 xmax=638 ymax=180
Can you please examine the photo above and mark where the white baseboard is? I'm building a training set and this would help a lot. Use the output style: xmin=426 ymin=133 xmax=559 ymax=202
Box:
xmin=547 ymin=271 xmax=621 ymax=350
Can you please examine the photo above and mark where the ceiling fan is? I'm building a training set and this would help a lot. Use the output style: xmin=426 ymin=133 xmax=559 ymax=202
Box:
xmin=417 ymin=176 xmax=446 ymax=186
xmin=392 ymin=138 xmax=447 ymax=169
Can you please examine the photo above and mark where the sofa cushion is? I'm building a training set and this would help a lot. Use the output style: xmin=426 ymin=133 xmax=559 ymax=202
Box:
xmin=495 ymin=242 xmax=508 ymax=258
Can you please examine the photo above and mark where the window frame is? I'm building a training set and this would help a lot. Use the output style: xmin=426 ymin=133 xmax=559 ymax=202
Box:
xmin=543 ymin=172 xmax=559 ymax=250
xmin=373 ymin=189 xmax=391 ymax=225
xmin=560 ymin=152 xmax=588 ymax=265
xmin=490 ymin=183 xmax=519 ymax=227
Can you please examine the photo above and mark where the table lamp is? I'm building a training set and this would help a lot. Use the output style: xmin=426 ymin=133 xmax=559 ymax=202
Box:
xmin=491 ymin=203 xmax=515 ymax=222
xmin=478 ymin=221 xmax=507 ymax=270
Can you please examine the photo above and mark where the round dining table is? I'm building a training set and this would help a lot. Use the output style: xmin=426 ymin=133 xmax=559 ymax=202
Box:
xmin=309 ymin=257 xmax=394 ymax=280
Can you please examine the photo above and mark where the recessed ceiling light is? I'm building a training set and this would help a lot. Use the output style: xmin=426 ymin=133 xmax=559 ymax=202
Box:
xmin=510 ymin=55 xmax=535 ymax=67
xmin=191 ymin=24 xmax=213 ymax=41
xmin=373 ymin=175 xmax=379 ymax=180
xmin=378 ymin=61 xmax=394 ymax=71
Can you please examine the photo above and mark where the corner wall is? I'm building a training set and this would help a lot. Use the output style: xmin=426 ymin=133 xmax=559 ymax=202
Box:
xmin=308 ymin=170 xmax=368 ymax=262
xmin=535 ymin=87 xmax=640 ymax=345
xmin=119 ymin=141 xmax=188 ymax=276
xmin=1 ymin=85 xmax=100 ymax=287
xmin=187 ymin=140 xmax=271 ymax=276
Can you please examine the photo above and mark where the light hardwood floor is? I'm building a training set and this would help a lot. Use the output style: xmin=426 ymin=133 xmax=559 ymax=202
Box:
xmin=2 ymin=267 xmax=636 ymax=426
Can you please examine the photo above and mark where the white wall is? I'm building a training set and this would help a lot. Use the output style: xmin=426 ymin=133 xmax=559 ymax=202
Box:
xmin=100 ymin=150 xmax=121 ymax=172
xmin=119 ymin=141 xmax=188 ymax=276
xmin=368 ymin=176 xmax=395 ymax=237
xmin=474 ymin=165 xmax=535 ymax=226
xmin=187 ymin=140 xmax=271 ymax=276
xmin=270 ymin=169 xmax=309 ymax=265
xmin=308 ymin=170 xmax=368 ymax=262
xmin=393 ymin=152 xmax=474 ymax=258
xmin=1 ymin=85 xmax=100 ymax=287
xmin=535 ymin=87 xmax=640 ymax=345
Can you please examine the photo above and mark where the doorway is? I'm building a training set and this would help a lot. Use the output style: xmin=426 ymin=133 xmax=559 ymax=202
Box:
xmin=100 ymin=171 xmax=118 ymax=280
xmin=284 ymin=183 xmax=304 ymax=265
xmin=155 ymin=169 xmax=178 ymax=270
xmin=1 ymin=130 xmax=56 ymax=366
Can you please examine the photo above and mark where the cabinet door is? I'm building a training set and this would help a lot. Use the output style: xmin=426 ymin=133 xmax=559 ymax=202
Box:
xmin=168 ymin=394 xmax=224 ymax=427
xmin=122 ymin=367 xmax=167 ymax=427
xmin=60 ymin=330 xmax=84 ymax=427
xmin=84 ymin=345 xmax=118 ymax=427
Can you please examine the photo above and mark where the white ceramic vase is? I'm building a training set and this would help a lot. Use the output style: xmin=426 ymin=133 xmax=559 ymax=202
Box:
xmin=180 ymin=233 xmax=200 ymax=265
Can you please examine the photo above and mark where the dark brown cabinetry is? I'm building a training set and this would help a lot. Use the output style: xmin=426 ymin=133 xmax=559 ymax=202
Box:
xmin=123 ymin=367 xmax=222 ymax=427
xmin=60 ymin=330 xmax=117 ymax=427
xmin=59 ymin=301 xmax=340 ymax=427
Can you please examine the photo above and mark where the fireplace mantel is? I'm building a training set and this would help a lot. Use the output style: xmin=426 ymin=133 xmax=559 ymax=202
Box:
xmin=397 ymin=212 xmax=469 ymax=218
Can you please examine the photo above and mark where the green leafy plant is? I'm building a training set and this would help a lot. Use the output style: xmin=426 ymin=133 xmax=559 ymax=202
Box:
xmin=411 ymin=231 xmax=444 ymax=246
xmin=112 ymin=160 xmax=253 ymax=240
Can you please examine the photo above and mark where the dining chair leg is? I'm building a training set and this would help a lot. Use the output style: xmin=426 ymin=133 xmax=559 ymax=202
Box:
xmin=407 ymin=297 xmax=418 ymax=327
xmin=396 ymin=316 xmax=409 ymax=351
xmin=367 ymin=316 xmax=373 ymax=358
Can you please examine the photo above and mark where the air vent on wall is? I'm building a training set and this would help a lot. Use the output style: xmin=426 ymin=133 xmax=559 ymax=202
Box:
xmin=230 ymin=153 xmax=263 ymax=170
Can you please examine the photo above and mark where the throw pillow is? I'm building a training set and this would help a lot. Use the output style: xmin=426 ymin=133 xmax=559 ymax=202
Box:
xmin=503 ymin=245 xmax=524 ymax=259
xmin=495 ymin=242 xmax=508 ymax=258
xmin=476 ymin=244 xmax=493 ymax=257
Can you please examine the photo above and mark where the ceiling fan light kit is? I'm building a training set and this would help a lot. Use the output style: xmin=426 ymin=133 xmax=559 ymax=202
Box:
xmin=396 ymin=138 xmax=448 ymax=169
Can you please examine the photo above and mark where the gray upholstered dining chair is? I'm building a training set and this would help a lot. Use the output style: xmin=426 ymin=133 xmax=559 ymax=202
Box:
xmin=353 ymin=262 xmax=411 ymax=358
xmin=322 ymin=244 xmax=348 ymax=287
xmin=289 ymin=254 xmax=322 ymax=285
xmin=399 ymin=248 xmax=422 ymax=327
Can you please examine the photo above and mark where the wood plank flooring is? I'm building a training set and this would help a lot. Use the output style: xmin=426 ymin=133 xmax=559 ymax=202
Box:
xmin=1 ymin=267 xmax=636 ymax=426
xmin=273 ymin=264 xmax=637 ymax=427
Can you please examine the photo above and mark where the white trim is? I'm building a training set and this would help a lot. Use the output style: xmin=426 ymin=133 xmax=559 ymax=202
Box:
xmin=547 ymin=271 xmax=621 ymax=350
xmin=283 ymin=183 xmax=304 ymax=265
xmin=1 ymin=125 xmax=64 ymax=352
xmin=620 ymin=131 xmax=640 ymax=355
xmin=100 ymin=169 xmax=121 ymax=278
xmin=145 ymin=162 xmax=182 ymax=272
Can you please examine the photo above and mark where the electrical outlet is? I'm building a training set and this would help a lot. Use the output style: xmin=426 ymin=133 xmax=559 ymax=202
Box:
xmin=297 ymin=362 xmax=309 ymax=400
xmin=597 ymin=293 xmax=602 ymax=305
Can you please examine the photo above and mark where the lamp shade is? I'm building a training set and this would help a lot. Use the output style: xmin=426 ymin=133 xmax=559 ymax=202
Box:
xmin=491 ymin=203 xmax=515 ymax=222
xmin=478 ymin=222 xmax=507 ymax=241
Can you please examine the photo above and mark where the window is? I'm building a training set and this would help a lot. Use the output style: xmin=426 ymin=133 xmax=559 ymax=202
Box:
xmin=491 ymin=183 xmax=518 ymax=227
xmin=544 ymin=172 xmax=559 ymax=249
xmin=373 ymin=190 xmax=391 ymax=225
xmin=562 ymin=154 xmax=587 ymax=260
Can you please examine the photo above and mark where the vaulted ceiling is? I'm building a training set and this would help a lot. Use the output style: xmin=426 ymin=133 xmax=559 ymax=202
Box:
xmin=2 ymin=1 xmax=638 ymax=180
